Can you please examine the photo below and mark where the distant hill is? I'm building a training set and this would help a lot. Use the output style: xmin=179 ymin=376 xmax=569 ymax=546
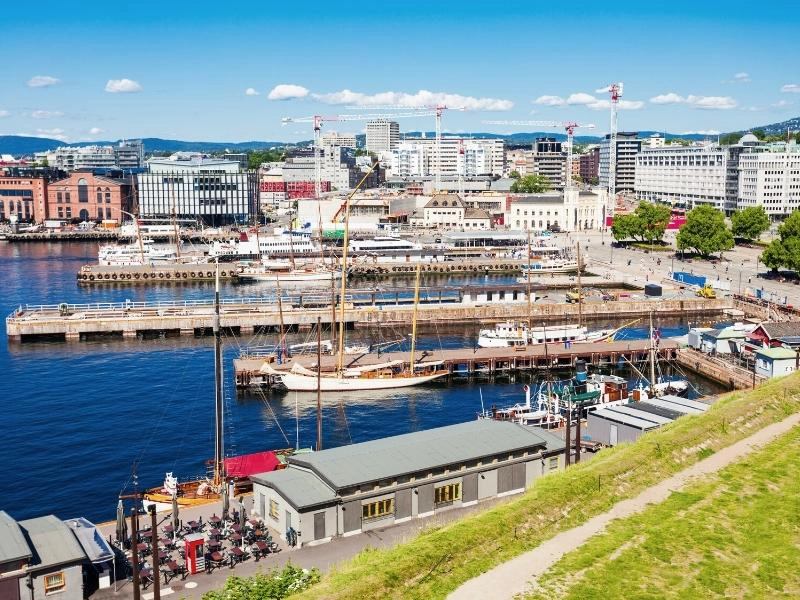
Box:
xmin=730 ymin=116 xmax=800 ymax=137
xmin=0 ymin=136 xmax=286 ymax=156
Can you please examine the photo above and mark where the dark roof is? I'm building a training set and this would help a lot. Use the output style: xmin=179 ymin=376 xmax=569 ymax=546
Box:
xmin=633 ymin=402 xmax=684 ymax=421
xmin=464 ymin=207 xmax=491 ymax=219
xmin=0 ymin=511 xmax=31 ymax=565
xmin=19 ymin=515 xmax=86 ymax=571
xmin=280 ymin=420 xmax=563 ymax=491
xmin=757 ymin=322 xmax=800 ymax=340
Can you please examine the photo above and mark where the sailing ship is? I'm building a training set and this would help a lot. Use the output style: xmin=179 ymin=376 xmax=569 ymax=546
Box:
xmin=237 ymin=263 xmax=341 ymax=284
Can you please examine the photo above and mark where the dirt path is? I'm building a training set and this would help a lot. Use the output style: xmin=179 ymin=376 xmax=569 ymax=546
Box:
xmin=450 ymin=412 xmax=800 ymax=600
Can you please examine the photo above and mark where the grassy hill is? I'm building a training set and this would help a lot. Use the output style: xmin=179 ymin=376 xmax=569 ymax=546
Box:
xmin=282 ymin=373 xmax=800 ymax=600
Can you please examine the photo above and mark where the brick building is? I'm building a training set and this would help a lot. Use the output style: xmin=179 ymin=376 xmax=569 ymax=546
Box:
xmin=0 ymin=176 xmax=48 ymax=223
xmin=46 ymin=171 xmax=134 ymax=223
xmin=579 ymin=147 xmax=600 ymax=183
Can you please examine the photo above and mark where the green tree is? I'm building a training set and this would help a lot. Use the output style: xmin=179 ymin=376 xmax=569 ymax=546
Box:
xmin=248 ymin=148 xmax=285 ymax=170
xmin=202 ymin=564 xmax=320 ymax=600
xmin=752 ymin=129 xmax=766 ymax=140
xmin=760 ymin=210 xmax=800 ymax=273
xmin=609 ymin=201 xmax=670 ymax=243
xmin=511 ymin=174 xmax=551 ymax=193
xmin=760 ymin=239 xmax=787 ymax=273
xmin=676 ymin=205 xmax=734 ymax=257
xmin=611 ymin=213 xmax=640 ymax=242
xmin=731 ymin=205 xmax=770 ymax=242
xmin=590 ymin=175 xmax=599 ymax=186
xmin=509 ymin=170 xmax=521 ymax=180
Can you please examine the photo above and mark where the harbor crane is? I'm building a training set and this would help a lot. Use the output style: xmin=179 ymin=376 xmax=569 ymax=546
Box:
xmin=482 ymin=120 xmax=596 ymax=188
xmin=595 ymin=82 xmax=623 ymax=200
xmin=282 ymin=110 xmax=438 ymax=199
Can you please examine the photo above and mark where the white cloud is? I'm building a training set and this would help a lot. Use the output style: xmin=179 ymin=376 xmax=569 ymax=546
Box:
xmin=781 ymin=84 xmax=800 ymax=93
xmin=649 ymin=93 xmax=737 ymax=110
xmin=312 ymin=88 xmax=514 ymax=111
xmin=533 ymin=95 xmax=565 ymax=106
xmin=681 ymin=130 xmax=721 ymax=135
xmin=566 ymin=92 xmax=597 ymax=105
xmin=30 ymin=110 xmax=64 ymax=119
xmin=267 ymin=84 xmax=310 ymax=100
xmin=0 ymin=110 xmax=10 ymax=118
xmin=88 ymin=127 xmax=104 ymax=135
xmin=27 ymin=75 xmax=61 ymax=88
xmin=650 ymin=92 xmax=684 ymax=105
xmin=771 ymin=99 xmax=794 ymax=108
xmin=35 ymin=128 xmax=68 ymax=141
xmin=245 ymin=87 xmax=259 ymax=96
xmin=105 ymin=78 xmax=142 ymax=93
xmin=729 ymin=72 xmax=750 ymax=83
xmin=554 ymin=92 xmax=643 ymax=111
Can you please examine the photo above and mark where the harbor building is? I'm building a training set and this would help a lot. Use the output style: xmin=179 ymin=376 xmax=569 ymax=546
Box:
xmin=0 ymin=175 xmax=48 ymax=223
xmin=634 ymin=143 xmax=729 ymax=211
xmin=506 ymin=189 xmax=609 ymax=232
xmin=46 ymin=170 xmax=134 ymax=224
xmin=365 ymin=119 xmax=399 ymax=154
xmin=250 ymin=420 xmax=564 ymax=547
xmin=136 ymin=153 xmax=258 ymax=226
xmin=412 ymin=193 xmax=492 ymax=229
xmin=599 ymin=132 xmax=641 ymax=194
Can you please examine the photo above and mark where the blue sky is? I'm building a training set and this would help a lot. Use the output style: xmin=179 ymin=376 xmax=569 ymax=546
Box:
xmin=1 ymin=1 xmax=798 ymax=144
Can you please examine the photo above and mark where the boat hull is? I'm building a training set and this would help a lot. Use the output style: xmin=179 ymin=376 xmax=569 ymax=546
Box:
xmin=278 ymin=371 xmax=449 ymax=391
xmin=237 ymin=271 xmax=341 ymax=283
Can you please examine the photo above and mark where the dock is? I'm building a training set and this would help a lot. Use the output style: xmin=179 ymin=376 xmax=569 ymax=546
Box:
xmin=233 ymin=339 xmax=681 ymax=389
xmin=5 ymin=297 xmax=731 ymax=343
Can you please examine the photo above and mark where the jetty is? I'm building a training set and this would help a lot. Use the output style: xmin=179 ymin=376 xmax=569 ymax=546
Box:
xmin=6 ymin=293 xmax=731 ymax=343
xmin=233 ymin=339 xmax=681 ymax=389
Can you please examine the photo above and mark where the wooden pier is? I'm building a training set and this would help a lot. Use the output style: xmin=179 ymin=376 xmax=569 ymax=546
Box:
xmin=5 ymin=297 xmax=731 ymax=343
xmin=233 ymin=339 xmax=681 ymax=389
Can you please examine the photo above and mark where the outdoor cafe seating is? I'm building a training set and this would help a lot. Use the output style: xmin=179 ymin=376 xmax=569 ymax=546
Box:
xmin=140 ymin=568 xmax=154 ymax=590
xmin=229 ymin=546 xmax=247 ymax=567
xmin=161 ymin=560 xmax=186 ymax=584
xmin=206 ymin=551 xmax=226 ymax=574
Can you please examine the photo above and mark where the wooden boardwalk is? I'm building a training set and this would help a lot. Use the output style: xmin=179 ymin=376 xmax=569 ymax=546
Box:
xmin=233 ymin=339 xmax=680 ymax=388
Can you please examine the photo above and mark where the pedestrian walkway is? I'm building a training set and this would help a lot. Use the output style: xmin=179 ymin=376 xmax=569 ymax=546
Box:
xmin=450 ymin=411 xmax=800 ymax=599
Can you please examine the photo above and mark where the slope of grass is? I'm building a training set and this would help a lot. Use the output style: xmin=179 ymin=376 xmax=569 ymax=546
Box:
xmin=290 ymin=374 xmax=800 ymax=600
xmin=526 ymin=425 xmax=800 ymax=599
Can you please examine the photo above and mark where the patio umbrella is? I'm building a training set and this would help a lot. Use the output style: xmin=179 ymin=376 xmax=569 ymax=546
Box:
xmin=239 ymin=498 xmax=246 ymax=531
xmin=221 ymin=481 xmax=229 ymax=519
xmin=171 ymin=494 xmax=179 ymax=540
xmin=116 ymin=500 xmax=127 ymax=545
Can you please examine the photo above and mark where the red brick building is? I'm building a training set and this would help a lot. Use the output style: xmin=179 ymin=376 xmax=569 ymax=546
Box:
xmin=0 ymin=176 xmax=48 ymax=223
xmin=47 ymin=171 xmax=134 ymax=223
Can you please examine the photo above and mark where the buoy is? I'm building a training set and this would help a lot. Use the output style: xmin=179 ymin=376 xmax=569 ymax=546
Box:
xmin=112 ymin=274 xmax=117 ymax=280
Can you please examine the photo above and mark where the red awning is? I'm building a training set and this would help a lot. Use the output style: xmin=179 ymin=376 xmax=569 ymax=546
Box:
xmin=224 ymin=451 xmax=280 ymax=478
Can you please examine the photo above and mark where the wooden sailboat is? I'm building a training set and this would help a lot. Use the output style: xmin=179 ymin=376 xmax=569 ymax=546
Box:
xmin=276 ymin=162 xmax=448 ymax=392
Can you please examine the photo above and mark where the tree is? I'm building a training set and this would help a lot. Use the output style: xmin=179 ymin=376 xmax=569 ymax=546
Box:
xmin=676 ymin=205 xmax=734 ymax=257
xmin=611 ymin=213 xmax=640 ymax=242
xmin=760 ymin=210 xmax=800 ymax=273
xmin=508 ymin=170 xmax=521 ymax=180
xmin=731 ymin=205 xmax=770 ymax=242
xmin=248 ymin=148 xmax=285 ymax=170
xmin=761 ymin=239 xmax=787 ymax=273
xmin=202 ymin=564 xmax=320 ymax=600
xmin=590 ymin=175 xmax=599 ymax=186
xmin=609 ymin=201 xmax=670 ymax=243
xmin=511 ymin=174 xmax=551 ymax=193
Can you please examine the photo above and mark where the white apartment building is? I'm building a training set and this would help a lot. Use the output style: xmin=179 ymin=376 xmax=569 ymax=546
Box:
xmin=390 ymin=138 xmax=505 ymax=177
xmin=737 ymin=140 xmax=800 ymax=219
xmin=137 ymin=153 xmax=257 ymax=225
xmin=505 ymin=189 xmax=609 ymax=232
xmin=321 ymin=131 xmax=358 ymax=149
xmin=635 ymin=144 xmax=728 ymax=211
xmin=391 ymin=143 xmax=425 ymax=177
xmin=365 ymin=120 xmax=399 ymax=154
xmin=39 ymin=140 xmax=144 ymax=171
xmin=599 ymin=133 xmax=641 ymax=194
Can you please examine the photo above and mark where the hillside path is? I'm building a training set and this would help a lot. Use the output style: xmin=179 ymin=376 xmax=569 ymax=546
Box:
xmin=450 ymin=412 xmax=800 ymax=600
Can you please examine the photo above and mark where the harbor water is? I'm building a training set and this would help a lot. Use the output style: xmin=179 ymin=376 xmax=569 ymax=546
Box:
xmin=0 ymin=242 xmax=726 ymax=523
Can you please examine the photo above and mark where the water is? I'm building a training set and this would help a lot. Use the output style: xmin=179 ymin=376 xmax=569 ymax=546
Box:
xmin=0 ymin=242 xmax=726 ymax=523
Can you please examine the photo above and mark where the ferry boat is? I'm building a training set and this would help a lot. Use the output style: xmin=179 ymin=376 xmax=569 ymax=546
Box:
xmin=209 ymin=228 xmax=319 ymax=262
xmin=478 ymin=321 xmax=612 ymax=348
xmin=98 ymin=240 xmax=206 ymax=266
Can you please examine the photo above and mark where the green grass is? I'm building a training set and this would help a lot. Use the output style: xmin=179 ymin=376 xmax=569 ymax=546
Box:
xmin=526 ymin=425 xmax=800 ymax=599
xmin=290 ymin=374 xmax=800 ymax=600
xmin=630 ymin=242 xmax=673 ymax=252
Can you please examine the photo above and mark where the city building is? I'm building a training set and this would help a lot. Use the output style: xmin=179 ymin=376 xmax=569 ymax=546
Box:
xmin=365 ymin=119 xmax=399 ymax=154
xmin=321 ymin=131 xmax=358 ymax=149
xmin=0 ymin=175 xmax=48 ymax=223
xmin=635 ymin=143 xmax=728 ymax=211
xmin=599 ymin=132 xmax=641 ymax=194
xmin=647 ymin=133 xmax=666 ymax=148
xmin=390 ymin=143 xmax=425 ymax=177
xmin=414 ymin=193 xmax=491 ymax=229
xmin=38 ymin=140 xmax=144 ymax=171
xmin=737 ymin=139 xmax=800 ymax=220
xmin=46 ymin=170 xmax=134 ymax=223
xmin=529 ymin=138 xmax=566 ymax=189
xmin=506 ymin=189 xmax=609 ymax=232
xmin=250 ymin=420 xmax=564 ymax=547
xmin=506 ymin=149 xmax=530 ymax=176
xmin=579 ymin=147 xmax=600 ymax=183
xmin=137 ymin=153 xmax=258 ymax=225
xmin=390 ymin=138 xmax=505 ymax=177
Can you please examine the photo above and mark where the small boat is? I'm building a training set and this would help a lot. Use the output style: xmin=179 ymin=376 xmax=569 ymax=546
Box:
xmin=273 ymin=360 xmax=448 ymax=392
xmin=477 ymin=321 xmax=602 ymax=348
xmin=237 ymin=264 xmax=341 ymax=284
xmin=479 ymin=384 xmax=565 ymax=428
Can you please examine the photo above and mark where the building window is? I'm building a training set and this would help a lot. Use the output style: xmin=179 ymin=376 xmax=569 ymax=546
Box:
xmin=362 ymin=498 xmax=393 ymax=521
xmin=97 ymin=191 xmax=103 ymax=203
xmin=65 ymin=192 xmax=71 ymax=202
xmin=66 ymin=207 xmax=72 ymax=218
xmin=57 ymin=192 xmax=62 ymax=203
xmin=548 ymin=457 xmax=559 ymax=472
xmin=44 ymin=572 xmax=66 ymax=594
xmin=434 ymin=483 xmax=461 ymax=506
xmin=78 ymin=178 xmax=89 ymax=203
xmin=269 ymin=499 xmax=279 ymax=520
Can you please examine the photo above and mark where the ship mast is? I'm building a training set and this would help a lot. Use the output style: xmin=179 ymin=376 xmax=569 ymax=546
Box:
xmin=170 ymin=182 xmax=181 ymax=260
xmin=213 ymin=261 xmax=225 ymax=488
xmin=648 ymin=310 xmax=656 ymax=397
xmin=526 ymin=230 xmax=532 ymax=337
xmin=409 ymin=262 xmax=422 ymax=373
xmin=576 ymin=242 xmax=583 ymax=328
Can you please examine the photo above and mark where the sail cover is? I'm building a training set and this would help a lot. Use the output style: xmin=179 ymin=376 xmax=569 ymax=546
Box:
xmin=224 ymin=451 xmax=281 ymax=478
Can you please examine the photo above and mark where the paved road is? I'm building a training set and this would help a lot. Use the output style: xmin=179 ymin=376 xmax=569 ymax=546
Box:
xmin=449 ymin=411 xmax=800 ymax=599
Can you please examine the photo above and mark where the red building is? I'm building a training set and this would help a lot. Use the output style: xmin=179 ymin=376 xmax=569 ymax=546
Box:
xmin=46 ymin=171 xmax=134 ymax=223
xmin=0 ymin=176 xmax=48 ymax=223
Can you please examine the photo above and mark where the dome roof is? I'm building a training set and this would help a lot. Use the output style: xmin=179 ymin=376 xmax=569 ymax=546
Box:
xmin=739 ymin=132 xmax=759 ymax=144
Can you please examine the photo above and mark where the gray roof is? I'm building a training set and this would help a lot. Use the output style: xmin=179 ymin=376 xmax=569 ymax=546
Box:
xmin=65 ymin=518 xmax=114 ymax=564
xmin=19 ymin=515 xmax=86 ymax=570
xmin=251 ymin=467 xmax=337 ymax=511
xmin=284 ymin=420 xmax=563 ymax=491
xmin=604 ymin=405 xmax=673 ymax=425
xmin=589 ymin=407 xmax=663 ymax=430
xmin=646 ymin=396 xmax=709 ymax=414
xmin=0 ymin=511 xmax=31 ymax=565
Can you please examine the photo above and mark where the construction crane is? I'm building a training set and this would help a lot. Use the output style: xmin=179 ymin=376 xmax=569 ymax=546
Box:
xmin=282 ymin=111 xmax=436 ymax=198
xmin=482 ymin=120 xmax=596 ymax=188
xmin=595 ymin=83 xmax=623 ymax=200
